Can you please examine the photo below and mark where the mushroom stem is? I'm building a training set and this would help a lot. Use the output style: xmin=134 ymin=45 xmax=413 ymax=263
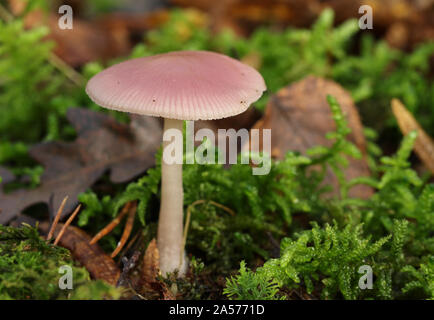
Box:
xmin=158 ymin=118 xmax=187 ymax=277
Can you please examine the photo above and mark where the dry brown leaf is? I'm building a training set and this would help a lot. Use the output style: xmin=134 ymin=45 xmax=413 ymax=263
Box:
xmin=141 ymin=239 xmax=160 ymax=285
xmin=39 ymin=221 xmax=120 ymax=286
xmin=248 ymin=76 xmax=373 ymax=199
xmin=162 ymin=286 xmax=177 ymax=300
xmin=391 ymin=99 xmax=434 ymax=174
xmin=8 ymin=1 xmax=168 ymax=66
xmin=0 ymin=108 xmax=162 ymax=225
xmin=50 ymin=10 xmax=169 ymax=67
xmin=139 ymin=239 xmax=175 ymax=300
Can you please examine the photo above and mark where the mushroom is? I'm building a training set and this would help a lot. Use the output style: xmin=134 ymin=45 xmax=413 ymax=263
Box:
xmin=85 ymin=50 xmax=266 ymax=277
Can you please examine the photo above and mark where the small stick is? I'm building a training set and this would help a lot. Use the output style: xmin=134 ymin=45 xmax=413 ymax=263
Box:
xmin=49 ymin=53 xmax=85 ymax=87
xmin=118 ymin=231 xmax=141 ymax=260
xmin=179 ymin=200 xmax=235 ymax=268
xmin=54 ymin=204 xmax=81 ymax=245
xmin=47 ymin=196 xmax=68 ymax=241
xmin=90 ymin=202 xmax=133 ymax=245
xmin=208 ymin=200 xmax=235 ymax=216
xmin=111 ymin=202 xmax=137 ymax=258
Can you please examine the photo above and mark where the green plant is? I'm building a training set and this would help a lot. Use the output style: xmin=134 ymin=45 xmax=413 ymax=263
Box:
xmin=401 ymin=257 xmax=434 ymax=299
xmin=224 ymin=219 xmax=420 ymax=300
xmin=223 ymin=100 xmax=433 ymax=300
xmin=0 ymin=20 xmax=68 ymax=142
xmin=224 ymin=261 xmax=282 ymax=300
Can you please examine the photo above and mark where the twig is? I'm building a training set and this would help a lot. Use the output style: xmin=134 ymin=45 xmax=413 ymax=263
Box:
xmin=89 ymin=202 xmax=133 ymax=245
xmin=49 ymin=53 xmax=86 ymax=87
xmin=117 ymin=250 xmax=141 ymax=288
xmin=391 ymin=99 xmax=434 ymax=174
xmin=47 ymin=196 xmax=68 ymax=241
xmin=179 ymin=200 xmax=235 ymax=268
xmin=54 ymin=204 xmax=81 ymax=245
xmin=118 ymin=230 xmax=142 ymax=260
xmin=207 ymin=200 xmax=235 ymax=216
xmin=111 ymin=202 xmax=137 ymax=258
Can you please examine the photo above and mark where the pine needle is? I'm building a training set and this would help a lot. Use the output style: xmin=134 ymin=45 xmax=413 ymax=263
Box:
xmin=54 ymin=204 xmax=81 ymax=245
xmin=111 ymin=202 xmax=137 ymax=258
xmin=47 ymin=196 xmax=68 ymax=241
xmin=89 ymin=202 xmax=133 ymax=245
xmin=179 ymin=200 xmax=235 ymax=268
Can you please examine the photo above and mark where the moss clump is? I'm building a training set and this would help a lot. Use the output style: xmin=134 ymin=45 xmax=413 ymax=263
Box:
xmin=222 ymin=110 xmax=433 ymax=300
xmin=0 ymin=224 xmax=121 ymax=300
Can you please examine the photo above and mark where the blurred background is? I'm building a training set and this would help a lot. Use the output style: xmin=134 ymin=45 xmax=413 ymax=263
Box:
xmin=0 ymin=0 xmax=433 ymax=166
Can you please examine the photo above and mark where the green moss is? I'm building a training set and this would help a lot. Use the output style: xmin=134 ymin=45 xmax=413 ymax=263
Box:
xmin=0 ymin=224 xmax=121 ymax=300
xmin=221 ymin=99 xmax=433 ymax=300
xmin=224 ymin=261 xmax=282 ymax=300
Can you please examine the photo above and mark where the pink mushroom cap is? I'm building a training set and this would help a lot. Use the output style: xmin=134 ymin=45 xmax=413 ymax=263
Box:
xmin=86 ymin=50 xmax=266 ymax=120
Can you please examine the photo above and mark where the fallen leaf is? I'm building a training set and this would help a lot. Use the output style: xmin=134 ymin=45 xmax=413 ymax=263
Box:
xmin=8 ymin=1 xmax=168 ymax=67
xmin=391 ymin=99 xmax=434 ymax=174
xmin=0 ymin=167 xmax=15 ymax=185
xmin=162 ymin=285 xmax=177 ymax=300
xmin=0 ymin=108 xmax=162 ymax=224
xmin=39 ymin=221 xmax=120 ymax=286
xmin=97 ymin=10 xmax=169 ymax=37
xmin=48 ymin=16 xmax=131 ymax=68
xmin=248 ymin=76 xmax=373 ymax=198
xmin=49 ymin=10 xmax=169 ymax=67
xmin=139 ymin=238 xmax=175 ymax=300
xmin=141 ymin=239 xmax=160 ymax=285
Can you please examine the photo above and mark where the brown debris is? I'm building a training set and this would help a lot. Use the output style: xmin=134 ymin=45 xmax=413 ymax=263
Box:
xmin=54 ymin=204 xmax=81 ymax=245
xmin=0 ymin=108 xmax=162 ymax=225
xmin=46 ymin=196 xmax=68 ymax=241
xmin=248 ymin=76 xmax=373 ymax=199
xmin=90 ymin=202 xmax=133 ymax=245
xmin=139 ymin=238 xmax=175 ymax=300
xmin=141 ymin=239 xmax=160 ymax=285
xmin=7 ymin=1 xmax=169 ymax=67
xmin=48 ymin=10 xmax=169 ymax=67
xmin=391 ymin=99 xmax=434 ymax=174
xmin=171 ymin=0 xmax=434 ymax=48
xmin=39 ymin=221 xmax=121 ymax=286
xmin=111 ymin=201 xmax=137 ymax=258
